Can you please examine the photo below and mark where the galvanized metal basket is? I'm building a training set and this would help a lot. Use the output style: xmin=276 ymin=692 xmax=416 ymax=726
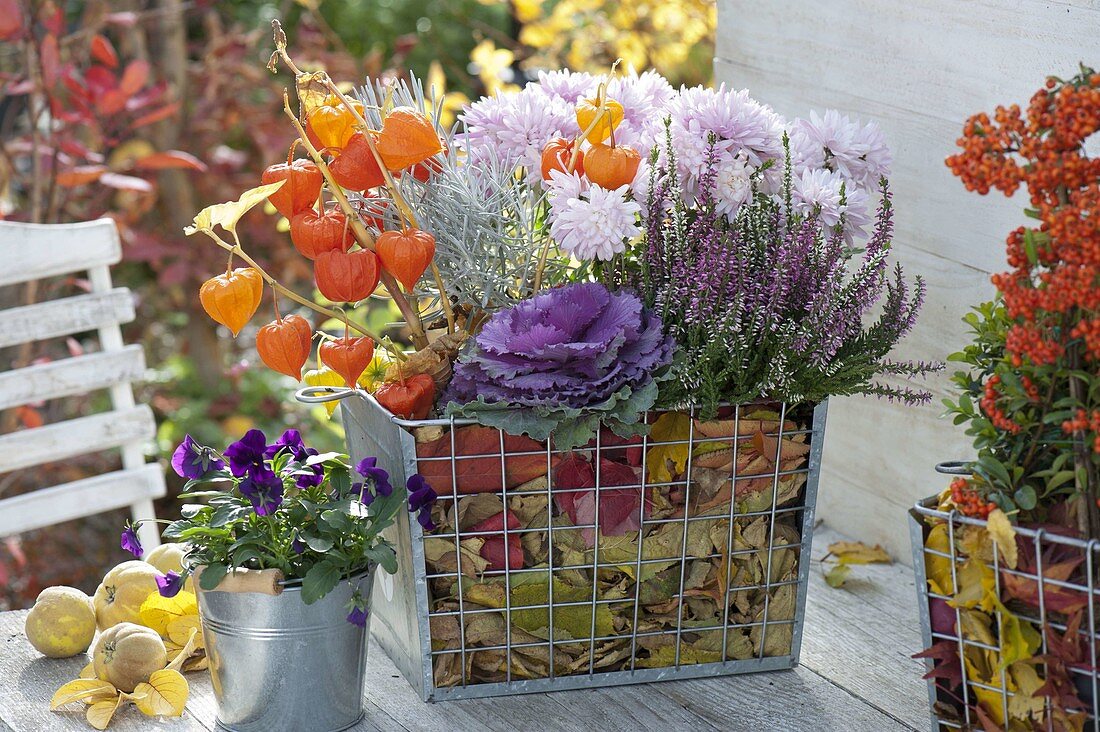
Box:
xmin=301 ymin=388 xmax=827 ymax=701
xmin=911 ymin=485 xmax=1100 ymax=731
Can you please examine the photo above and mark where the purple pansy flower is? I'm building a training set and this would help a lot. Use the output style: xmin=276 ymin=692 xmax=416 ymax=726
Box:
xmin=224 ymin=429 xmax=269 ymax=479
xmin=355 ymin=457 xmax=391 ymax=497
xmin=416 ymin=509 xmax=437 ymax=532
xmin=171 ymin=434 xmax=225 ymax=480
xmin=407 ymin=475 xmax=437 ymax=532
xmin=156 ymin=571 xmax=185 ymax=598
xmin=239 ymin=467 xmax=284 ymax=516
xmin=120 ymin=522 xmax=143 ymax=558
xmin=346 ymin=589 xmax=369 ymax=627
xmin=266 ymin=429 xmax=323 ymax=488
xmin=291 ymin=534 xmax=306 ymax=554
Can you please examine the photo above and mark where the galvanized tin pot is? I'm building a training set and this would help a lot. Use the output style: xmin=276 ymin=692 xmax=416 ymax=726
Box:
xmin=197 ymin=567 xmax=376 ymax=732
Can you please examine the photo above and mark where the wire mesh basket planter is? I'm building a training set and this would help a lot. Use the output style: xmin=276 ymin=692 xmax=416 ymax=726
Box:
xmin=302 ymin=388 xmax=827 ymax=701
xmin=910 ymin=488 xmax=1100 ymax=731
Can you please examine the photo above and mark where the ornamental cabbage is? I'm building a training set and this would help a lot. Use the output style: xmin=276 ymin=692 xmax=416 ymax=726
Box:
xmin=444 ymin=282 xmax=673 ymax=449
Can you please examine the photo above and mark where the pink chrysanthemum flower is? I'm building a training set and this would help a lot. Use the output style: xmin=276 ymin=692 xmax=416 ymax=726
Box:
xmin=788 ymin=110 xmax=892 ymax=188
xmin=460 ymin=87 xmax=577 ymax=176
xmin=535 ymin=69 xmax=599 ymax=104
xmin=792 ymin=167 xmax=872 ymax=243
xmin=547 ymin=170 xmax=641 ymax=261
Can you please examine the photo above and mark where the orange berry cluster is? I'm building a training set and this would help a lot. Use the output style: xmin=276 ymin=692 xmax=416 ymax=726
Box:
xmin=950 ymin=477 xmax=997 ymax=519
xmin=1062 ymin=409 xmax=1100 ymax=454
xmin=947 ymin=70 xmax=1100 ymax=369
xmin=980 ymin=374 xmax=1021 ymax=433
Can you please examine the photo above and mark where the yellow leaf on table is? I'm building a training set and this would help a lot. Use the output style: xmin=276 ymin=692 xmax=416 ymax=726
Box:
xmin=166 ymin=626 xmax=202 ymax=673
xmin=645 ymin=411 xmax=691 ymax=483
xmin=166 ymin=615 xmax=203 ymax=649
xmin=139 ymin=591 xmax=198 ymax=637
xmin=823 ymin=564 xmax=851 ymax=588
xmin=79 ymin=661 xmax=96 ymax=680
xmin=86 ymin=693 xmax=123 ymax=730
xmin=50 ymin=679 xmax=118 ymax=709
xmin=986 ymin=509 xmax=1018 ymax=569
xmin=827 ymin=541 xmax=892 ymax=565
xmin=184 ymin=181 xmax=286 ymax=238
xmin=132 ymin=669 xmax=188 ymax=717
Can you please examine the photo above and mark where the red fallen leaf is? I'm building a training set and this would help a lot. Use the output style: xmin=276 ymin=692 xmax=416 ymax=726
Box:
xmin=1001 ymin=529 xmax=1087 ymax=614
xmin=90 ymin=34 xmax=119 ymax=69
xmin=133 ymin=150 xmax=207 ymax=172
xmin=99 ymin=172 xmax=153 ymax=192
xmin=583 ymin=428 xmax=643 ymax=467
xmin=56 ymin=165 xmax=108 ymax=187
xmin=39 ymin=34 xmax=60 ymax=87
xmin=15 ymin=405 xmax=43 ymax=429
xmin=95 ymin=89 xmax=129 ymax=116
xmin=415 ymin=425 xmax=554 ymax=495
xmin=554 ymin=453 xmax=642 ymax=546
xmin=130 ymin=102 xmax=180 ymax=129
xmin=468 ymin=511 xmax=523 ymax=571
xmin=912 ymin=639 xmax=963 ymax=687
xmin=40 ymin=5 xmax=65 ymax=36
xmin=119 ymin=60 xmax=150 ymax=96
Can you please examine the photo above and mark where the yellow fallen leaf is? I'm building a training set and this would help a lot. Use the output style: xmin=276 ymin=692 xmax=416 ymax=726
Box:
xmin=79 ymin=662 xmax=96 ymax=680
xmin=827 ymin=541 xmax=891 ymax=565
xmin=986 ymin=508 xmax=1018 ymax=569
xmin=166 ymin=615 xmax=203 ymax=649
xmin=184 ymin=181 xmax=285 ymax=238
xmin=166 ymin=627 xmax=202 ymax=673
xmin=50 ymin=679 xmax=118 ymax=710
xmin=645 ymin=412 xmax=691 ymax=483
xmin=86 ymin=693 xmax=123 ymax=730
xmin=132 ymin=669 xmax=188 ymax=718
xmin=924 ymin=523 xmax=955 ymax=596
xmin=303 ymin=367 xmax=345 ymax=417
xmin=823 ymin=563 xmax=851 ymax=588
xmin=139 ymin=591 xmax=198 ymax=637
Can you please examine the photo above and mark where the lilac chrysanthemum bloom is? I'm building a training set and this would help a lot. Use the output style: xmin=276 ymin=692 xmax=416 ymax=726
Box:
xmin=171 ymin=434 xmax=225 ymax=480
xmin=667 ymin=85 xmax=786 ymax=194
xmin=224 ymin=429 xmax=268 ymax=479
xmin=711 ymin=153 xmax=754 ymax=218
xmin=120 ymin=521 xmax=142 ymax=558
xmin=156 ymin=571 xmax=185 ymax=598
xmin=346 ymin=588 xmax=369 ymax=627
xmin=792 ymin=168 xmax=873 ymax=243
xmin=535 ymin=69 xmax=598 ymax=104
xmin=788 ymin=110 xmax=892 ymax=188
xmin=460 ymin=87 xmax=576 ymax=176
xmin=547 ymin=170 xmax=641 ymax=261
xmin=445 ymin=282 xmax=674 ymax=449
xmin=605 ymin=71 xmax=675 ymax=151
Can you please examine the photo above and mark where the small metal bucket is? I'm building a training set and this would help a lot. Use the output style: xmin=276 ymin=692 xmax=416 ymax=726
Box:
xmin=197 ymin=567 xmax=376 ymax=732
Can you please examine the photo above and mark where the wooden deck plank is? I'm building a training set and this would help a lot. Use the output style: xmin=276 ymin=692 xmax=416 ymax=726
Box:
xmin=0 ymin=528 xmax=928 ymax=731
xmin=0 ymin=613 xmax=210 ymax=732
xmin=802 ymin=526 xmax=928 ymax=731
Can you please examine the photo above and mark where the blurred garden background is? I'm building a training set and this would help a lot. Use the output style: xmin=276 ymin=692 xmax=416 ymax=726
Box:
xmin=0 ymin=0 xmax=715 ymax=609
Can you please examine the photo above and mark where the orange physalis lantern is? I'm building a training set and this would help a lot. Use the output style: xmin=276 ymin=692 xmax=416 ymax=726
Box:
xmin=541 ymin=138 xmax=584 ymax=181
xmin=575 ymin=97 xmax=624 ymax=145
xmin=314 ymin=249 xmax=381 ymax=303
xmin=319 ymin=336 xmax=375 ymax=388
xmin=375 ymin=107 xmax=443 ymax=172
xmin=256 ymin=314 xmax=313 ymax=379
xmin=305 ymin=94 xmax=365 ymax=152
xmin=584 ymin=144 xmax=641 ymax=191
xmin=376 ymin=228 xmax=436 ymax=291
xmin=199 ymin=267 xmax=264 ymax=337
xmin=290 ymin=208 xmax=353 ymax=260
xmin=261 ymin=158 xmax=323 ymax=219
xmin=329 ymin=133 xmax=386 ymax=191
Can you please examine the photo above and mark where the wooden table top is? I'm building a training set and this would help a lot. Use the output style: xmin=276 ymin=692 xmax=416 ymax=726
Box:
xmin=0 ymin=528 xmax=929 ymax=732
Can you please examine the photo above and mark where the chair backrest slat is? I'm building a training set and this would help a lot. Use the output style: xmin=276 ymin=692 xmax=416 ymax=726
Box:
xmin=0 ymin=405 xmax=156 ymax=473
xmin=0 ymin=289 xmax=135 ymax=349
xmin=0 ymin=220 xmax=121 ymax=287
xmin=0 ymin=219 xmax=164 ymax=548
xmin=0 ymin=345 xmax=146 ymax=411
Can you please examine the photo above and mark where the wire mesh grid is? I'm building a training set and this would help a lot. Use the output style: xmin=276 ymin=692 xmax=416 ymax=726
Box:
xmin=333 ymin=392 xmax=827 ymax=700
xmin=911 ymin=498 xmax=1100 ymax=731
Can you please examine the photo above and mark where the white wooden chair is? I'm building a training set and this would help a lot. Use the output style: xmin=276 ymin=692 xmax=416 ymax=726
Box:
xmin=0 ymin=219 xmax=164 ymax=550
